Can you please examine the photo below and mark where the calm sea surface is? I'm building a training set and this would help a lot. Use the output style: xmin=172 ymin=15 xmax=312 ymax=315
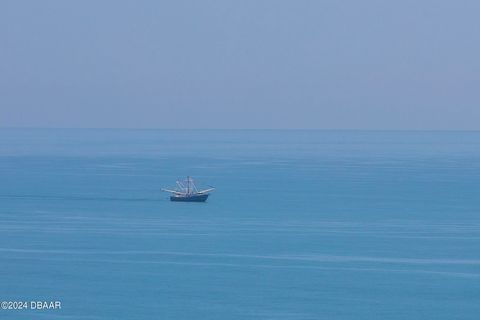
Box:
xmin=1 ymin=129 xmax=479 ymax=319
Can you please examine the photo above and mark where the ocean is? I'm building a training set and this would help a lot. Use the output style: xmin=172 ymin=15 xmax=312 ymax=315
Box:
xmin=1 ymin=129 xmax=479 ymax=319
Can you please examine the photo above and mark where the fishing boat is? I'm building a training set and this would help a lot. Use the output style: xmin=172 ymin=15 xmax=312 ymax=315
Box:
xmin=161 ymin=176 xmax=215 ymax=202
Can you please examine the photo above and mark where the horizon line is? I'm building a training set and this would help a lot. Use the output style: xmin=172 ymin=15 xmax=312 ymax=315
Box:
xmin=1 ymin=126 xmax=480 ymax=132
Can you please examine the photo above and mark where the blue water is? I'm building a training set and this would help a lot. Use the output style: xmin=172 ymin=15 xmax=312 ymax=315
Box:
xmin=1 ymin=129 xmax=479 ymax=319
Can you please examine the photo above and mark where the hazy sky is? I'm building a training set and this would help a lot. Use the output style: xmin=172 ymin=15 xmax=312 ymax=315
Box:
xmin=1 ymin=0 xmax=479 ymax=129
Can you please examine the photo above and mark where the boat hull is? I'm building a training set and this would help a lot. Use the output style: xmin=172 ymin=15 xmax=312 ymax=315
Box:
xmin=170 ymin=193 xmax=209 ymax=202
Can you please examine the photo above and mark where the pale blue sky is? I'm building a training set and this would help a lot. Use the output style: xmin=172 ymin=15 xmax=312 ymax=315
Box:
xmin=1 ymin=0 xmax=479 ymax=129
